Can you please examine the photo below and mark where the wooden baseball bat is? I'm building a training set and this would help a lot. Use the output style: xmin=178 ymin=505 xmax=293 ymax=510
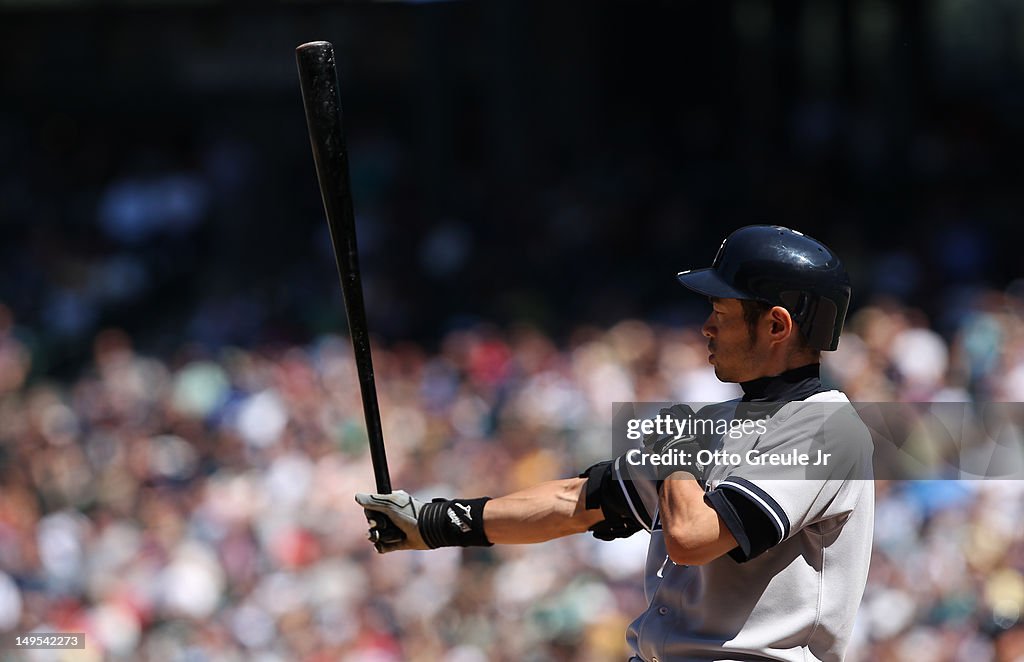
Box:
xmin=296 ymin=41 xmax=403 ymax=545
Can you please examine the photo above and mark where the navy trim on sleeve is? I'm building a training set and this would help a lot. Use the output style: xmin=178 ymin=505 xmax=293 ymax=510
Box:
xmin=718 ymin=476 xmax=791 ymax=541
xmin=705 ymin=490 xmax=750 ymax=560
xmin=707 ymin=488 xmax=784 ymax=562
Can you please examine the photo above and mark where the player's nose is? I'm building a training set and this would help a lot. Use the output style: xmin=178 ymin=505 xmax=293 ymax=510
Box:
xmin=701 ymin=313 xmax=715 ymax=339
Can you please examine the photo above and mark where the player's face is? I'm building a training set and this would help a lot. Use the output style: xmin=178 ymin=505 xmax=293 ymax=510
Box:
xmin=701 ymin=297 xmax=765 ymax=383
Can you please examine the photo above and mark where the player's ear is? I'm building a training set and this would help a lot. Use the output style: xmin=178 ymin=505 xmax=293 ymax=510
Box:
xmin=767 ymin=306 xmax=794 ymax=344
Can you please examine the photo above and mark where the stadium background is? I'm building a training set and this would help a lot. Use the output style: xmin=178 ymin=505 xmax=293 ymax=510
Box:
xmin=2 ymin=1 xmax=1024 ymax=659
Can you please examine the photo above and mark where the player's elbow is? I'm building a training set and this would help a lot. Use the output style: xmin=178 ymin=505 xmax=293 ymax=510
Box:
xmin=661 ymin=506 xmax=737 ymax=565
xmin=662 ymin=523 xmax=718 ymax=566
xmin=658 ymin=478 xmax=735 ymax=565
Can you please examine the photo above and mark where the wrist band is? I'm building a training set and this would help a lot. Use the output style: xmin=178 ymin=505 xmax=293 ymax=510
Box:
xmin=418 ymin=497 xmax=493 ymax=548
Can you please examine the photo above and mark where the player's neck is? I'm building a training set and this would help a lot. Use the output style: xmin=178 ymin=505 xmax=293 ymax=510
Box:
xmin=740 ymin=363 xmax=822 ymax=402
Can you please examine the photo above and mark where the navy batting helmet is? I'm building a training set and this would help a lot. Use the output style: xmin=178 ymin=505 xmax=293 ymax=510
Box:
xmin=676 ymin=225 xmax=851 ymax=351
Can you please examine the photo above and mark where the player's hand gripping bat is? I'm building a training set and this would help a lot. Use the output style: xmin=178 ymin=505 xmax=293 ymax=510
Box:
xmin=296 ymin=41 xmax=404 ymax=547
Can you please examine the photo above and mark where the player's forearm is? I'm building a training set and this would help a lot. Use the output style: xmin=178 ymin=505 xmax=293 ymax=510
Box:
xmin=659 ymin=474 xmax=737 ymax=565
xmin=483 ymin=477 xmax=604 ymax=544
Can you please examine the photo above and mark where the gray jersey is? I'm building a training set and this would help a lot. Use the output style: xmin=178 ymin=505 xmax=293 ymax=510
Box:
xmin=620 ymin=391 xmax=874 ymax=662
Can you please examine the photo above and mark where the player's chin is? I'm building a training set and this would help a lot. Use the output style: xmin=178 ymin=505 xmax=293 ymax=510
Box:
xmin=711 ymin=364 xmax=738 ymax=383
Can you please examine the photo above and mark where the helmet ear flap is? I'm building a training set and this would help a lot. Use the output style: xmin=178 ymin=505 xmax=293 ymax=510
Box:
xmin=806 ymin=297 xmax=839 ymax=350
xmin=779 ymin=291 xmax=811 ymax=325
xmin=778 ymin=292 xmax=838 ymax=351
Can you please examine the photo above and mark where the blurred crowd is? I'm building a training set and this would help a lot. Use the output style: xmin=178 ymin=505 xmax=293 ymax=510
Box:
xmin=2 ymin=288 xmax=1024 ymax=661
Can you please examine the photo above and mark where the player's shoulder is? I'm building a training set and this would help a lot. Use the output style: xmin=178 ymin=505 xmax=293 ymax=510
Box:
xmin=772 ymin=389 xmax=852 ymax=420
xmin=766 ymin=390 xmax=868 ymax=442
xmin=695 ymin=397 xmax=742 ymax=414
xmin=804 ymin=389 xmax=851 ymax=403
xmin=770 ymin=390 xmax=873 ymax=456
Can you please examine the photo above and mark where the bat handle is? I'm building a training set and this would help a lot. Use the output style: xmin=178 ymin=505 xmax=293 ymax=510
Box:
xmin=366 ymin=511 xmax=407 ymax=546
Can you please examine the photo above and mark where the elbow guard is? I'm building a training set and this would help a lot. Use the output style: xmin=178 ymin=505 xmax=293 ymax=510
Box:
xmin=578 ymin=457 xmax=653 ymax=541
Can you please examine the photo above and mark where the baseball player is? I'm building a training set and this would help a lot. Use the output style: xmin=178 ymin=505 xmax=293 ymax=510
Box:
xmin=357 ymin=225 xmax=874 ymax=662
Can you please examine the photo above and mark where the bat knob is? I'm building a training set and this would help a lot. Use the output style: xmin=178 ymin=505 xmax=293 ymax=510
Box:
xmin=364 ymin=511 xmax=406 ymax=546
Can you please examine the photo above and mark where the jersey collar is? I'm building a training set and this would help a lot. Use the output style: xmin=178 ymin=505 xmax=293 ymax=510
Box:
xmin=739 ymin=363 xmax=824 ymax=403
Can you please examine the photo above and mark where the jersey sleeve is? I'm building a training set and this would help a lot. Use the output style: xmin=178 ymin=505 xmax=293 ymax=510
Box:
xmin=705 ymin=401 xmax=872 ymax=563
xmin=578 ymin=451 xmax=663 ymax=535
xmin=610 ymin=452 xmax=662 ymax=531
